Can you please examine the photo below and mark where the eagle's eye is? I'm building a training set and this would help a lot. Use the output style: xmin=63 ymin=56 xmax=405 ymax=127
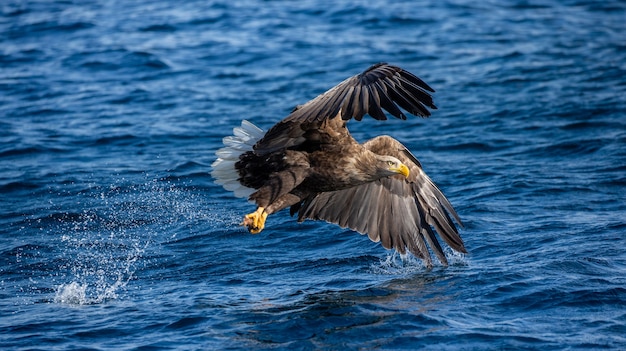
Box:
xmin=387 ymin=160 xmax=395 ymax=167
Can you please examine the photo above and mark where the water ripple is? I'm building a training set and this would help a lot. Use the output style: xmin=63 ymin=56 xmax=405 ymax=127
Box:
xmin=1 ymin=0 xmax=625 ymax=349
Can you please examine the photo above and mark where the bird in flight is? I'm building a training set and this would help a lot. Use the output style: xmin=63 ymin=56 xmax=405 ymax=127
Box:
xmin=212 ymin=63 xmax=465 ymax=267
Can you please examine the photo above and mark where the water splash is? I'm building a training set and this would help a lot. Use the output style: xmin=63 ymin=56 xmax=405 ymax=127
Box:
xmin=47 ymin=176 xmax=220 ymax=305
xmin=370 ymin=249 xmax=467 ymax=275
xmin=54 ymin=270 xmax=131 ymax=305
xmin=54 ymin=241 xmax=144 ymax=305
xmin=370 ymin=252 xmax=427 ymax=275
xmin=54 ymin=282 xmax=88 ymax=305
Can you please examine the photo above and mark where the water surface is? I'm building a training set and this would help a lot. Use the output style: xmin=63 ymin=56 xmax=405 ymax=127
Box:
xmin=1 ymin=0 xmax=625 ymax=349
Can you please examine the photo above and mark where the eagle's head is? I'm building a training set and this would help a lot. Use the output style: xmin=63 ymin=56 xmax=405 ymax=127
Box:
xmin=375 ymin=155 xmax=410 ymax=178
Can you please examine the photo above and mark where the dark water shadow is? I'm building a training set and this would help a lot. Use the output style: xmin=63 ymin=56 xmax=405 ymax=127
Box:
xmin=228 ymin=270 xmax=460 ymax=349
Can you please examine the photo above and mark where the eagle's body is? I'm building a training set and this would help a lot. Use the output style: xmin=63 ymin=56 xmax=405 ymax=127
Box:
xmin=212 ymin=63 xmax=466 ymax=267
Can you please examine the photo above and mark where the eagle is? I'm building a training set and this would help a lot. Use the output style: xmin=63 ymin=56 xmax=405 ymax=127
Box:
xmin=211 ymin=63 xmax=465 ymax=267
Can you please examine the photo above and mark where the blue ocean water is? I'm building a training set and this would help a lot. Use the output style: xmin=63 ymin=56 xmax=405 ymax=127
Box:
xmin=1 ymin=0 xmax=625 ymax=349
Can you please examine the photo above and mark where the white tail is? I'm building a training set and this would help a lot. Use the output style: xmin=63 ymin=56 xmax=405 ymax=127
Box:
xmin=211 ymin=120 xmax=265 ymax=198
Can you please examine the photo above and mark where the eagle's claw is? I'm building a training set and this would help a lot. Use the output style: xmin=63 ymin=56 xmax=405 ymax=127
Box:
xmin=241 ymin=207 xmax=268 ymax=234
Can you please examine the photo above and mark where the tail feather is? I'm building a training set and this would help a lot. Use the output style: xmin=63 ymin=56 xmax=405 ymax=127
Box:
xmin=211 ymin=120 xmax=265 ymax=199
xmin=211 ymin=158 xmax=236 ymax=173
xmin=234 ymin=120 xmax=264 ymax=139
xmin=223 ymin=136 xmax=255 ymax=151
xmin=215 ymin=148 xmax=242 ymax=159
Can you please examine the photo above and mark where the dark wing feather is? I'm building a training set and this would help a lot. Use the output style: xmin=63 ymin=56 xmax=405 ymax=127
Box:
xmin=253 ymin=63 xmax=436 ymax=155
xmin=288 ymin=62 xmax=436 ymax=123
xmin=294 ymin=135 xmax=464 ymax=266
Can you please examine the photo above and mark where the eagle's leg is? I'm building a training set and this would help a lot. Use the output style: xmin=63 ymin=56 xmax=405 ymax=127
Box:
xmin=241 ymin=192 xmax=306 ymax=234
xmin=243 ymin=165 xmax=309 ymax=234
xmin=242 ymin=207 xmax=268 ymax=234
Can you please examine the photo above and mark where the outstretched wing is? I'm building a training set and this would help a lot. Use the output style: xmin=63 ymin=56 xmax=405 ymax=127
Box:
xmin=292 ymin=136 xmax=465 ymax=267
xmin=288 ymin=62 xmax=436 ymax=123
xmin=254 ymin=63 xmax=436 ymax=155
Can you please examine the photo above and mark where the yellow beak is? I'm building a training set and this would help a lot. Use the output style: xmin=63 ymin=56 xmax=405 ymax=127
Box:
xmin=391 ymin=163 xmax=410 ymax=178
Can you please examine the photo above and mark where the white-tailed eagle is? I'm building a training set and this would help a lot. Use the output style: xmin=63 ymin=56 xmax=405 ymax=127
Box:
xmin=212 ymin=63 xmax=465 ymax=266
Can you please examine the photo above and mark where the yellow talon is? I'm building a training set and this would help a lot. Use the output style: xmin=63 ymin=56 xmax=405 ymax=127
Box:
xmin=241 ymin=207 xmax=268 ymax=234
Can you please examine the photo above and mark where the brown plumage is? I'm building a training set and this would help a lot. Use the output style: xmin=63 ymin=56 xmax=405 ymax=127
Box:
xmin=211 ymin=63 xmax=465 ymax=267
